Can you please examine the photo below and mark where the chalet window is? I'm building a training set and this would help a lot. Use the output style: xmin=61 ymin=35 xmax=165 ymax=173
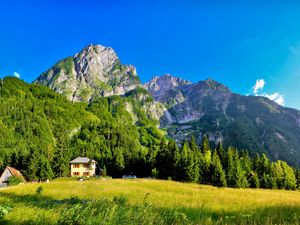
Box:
xmin=83 ymin=164 xmax=89 ymax=168
xmin=83 ymin=172 xmax=90 ymax=176
xmin=73 ymin=164 xmax=80 ymax=168
xmin=73 ymin=172 xmax=80 ymax=176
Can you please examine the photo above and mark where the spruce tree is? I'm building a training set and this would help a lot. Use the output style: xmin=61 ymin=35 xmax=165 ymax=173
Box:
xmin=257 ymin=154 xmax=271 ymax=188
xmin=196 ymin=150 xmax=204 ymax=183
xmin=226 ymin=147 xmax=236 ymax=187
xmin=211 ymin=151 xmax=227 ymax=187
xmin=200 ymin=136 xmax=212 ymax=184
xmin=39 ymin=155 xmax=54 ymax=180
xmin=249 ymin=172 xmax=260 ymax=188
xmin=189 ymin=135 xmax=199 ymax=152
xmin=216 ymin=142 xmax=226 ymax=168
xmin=295 ymin=169 xmax=300 ymax=189
xmin=168 ymin=139 xmax=180 ymax=179
xmin=176 ymin=142 xmax=198 ymax=182
xmin=235 ymin=155 xmax=249 ymax=188
xmin=280 ymin=161 xmax=297 ymax=190
xmin=269 ymin=161 xmax=283 ymax=189
xmin=226 ymin=147 xmax=248 ymax=188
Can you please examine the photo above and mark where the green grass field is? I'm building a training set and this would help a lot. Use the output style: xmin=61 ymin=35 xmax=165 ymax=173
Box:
xmin=0 ymin=178 xmax=300 ymax=224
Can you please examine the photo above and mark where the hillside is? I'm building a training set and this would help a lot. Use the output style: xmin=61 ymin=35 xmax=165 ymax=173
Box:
xmin=0 ymin=179 xmax=300 ymax=224
xmin=0 ymin=77 xmax=164 ymax=179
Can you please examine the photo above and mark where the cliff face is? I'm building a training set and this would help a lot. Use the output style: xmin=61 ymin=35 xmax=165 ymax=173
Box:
xmin=34 ymin=44 xmax=140 ymax=102
xmin=145 ymin=75 xmax=300 ymax=166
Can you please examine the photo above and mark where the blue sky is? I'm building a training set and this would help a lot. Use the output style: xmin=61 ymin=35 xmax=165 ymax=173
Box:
xmin=1 ymin=1 xmax=300 ymax=109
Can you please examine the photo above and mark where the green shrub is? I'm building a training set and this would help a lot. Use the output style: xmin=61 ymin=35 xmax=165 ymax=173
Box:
xmin=0 ymin=205 xmax=12 ymax=219
xmin=36 ymin=186 xmax=44 ymax=195
xmin=151 ymin=168 xmax=159 ymax=178
xmin=113 ymin=196 xmax=127 ymax=205
xmin=7 ymin=176 xmax=23 ymax=186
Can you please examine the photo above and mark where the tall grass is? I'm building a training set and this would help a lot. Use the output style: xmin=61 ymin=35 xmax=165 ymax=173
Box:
xmin=0 ymin=179 xmax=300 ymax=224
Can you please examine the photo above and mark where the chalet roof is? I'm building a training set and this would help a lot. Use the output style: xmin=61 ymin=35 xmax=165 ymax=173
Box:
xmin=69 ymin=157 xmax=96 ymax=164
xmin=6 ymin=166 xmax=23 ymax=177
xmin=1 ymin=166 xmax=26 ymax=182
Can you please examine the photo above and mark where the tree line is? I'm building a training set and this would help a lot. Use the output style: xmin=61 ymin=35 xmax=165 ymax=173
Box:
xmin=155 ymin=136 xmax=300 ymax=190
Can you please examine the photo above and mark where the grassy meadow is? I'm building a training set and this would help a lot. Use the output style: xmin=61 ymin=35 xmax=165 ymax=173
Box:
xmin=0 ymin=178 xmax=300 ymax=224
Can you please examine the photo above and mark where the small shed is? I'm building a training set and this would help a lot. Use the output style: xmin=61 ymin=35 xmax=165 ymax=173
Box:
xmin=0 ymin=166 xmax=25 ymax=184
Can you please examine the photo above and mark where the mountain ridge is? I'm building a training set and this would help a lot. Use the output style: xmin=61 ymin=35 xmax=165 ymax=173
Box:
xmin=34 ymin=44 xmax=300 ymax=167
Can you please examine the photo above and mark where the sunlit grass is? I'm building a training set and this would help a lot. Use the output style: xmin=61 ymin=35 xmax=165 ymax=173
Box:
xmin=1 ymin=178 xmax=300 ymax=224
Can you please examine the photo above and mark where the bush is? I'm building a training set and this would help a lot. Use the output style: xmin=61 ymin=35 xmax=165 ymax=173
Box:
xmin=0 ymin=205 xmax=12 ymax=219
xmin=7 ymin=176 xmax=23 ymax=186
xmin=113 ymin=196 xmax=127 ymax=205
xmin=36 ymin=186 xmax=44 ymax=195
xmin=151 ymin=168 xmax=159 ymax=178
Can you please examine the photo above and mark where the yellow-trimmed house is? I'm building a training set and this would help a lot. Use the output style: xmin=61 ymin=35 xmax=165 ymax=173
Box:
xmin=70 ymin=157 xmax=96 ymax=177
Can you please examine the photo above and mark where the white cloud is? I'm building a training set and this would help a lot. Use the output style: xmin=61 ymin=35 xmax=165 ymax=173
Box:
xmin=13 ymin=72 xmax=20 ymax=79
xmin=260 ymin=93 xmax=285 ymax=106
xmin=251 ymin=78 xmax=285 ymax=106
xmin=252 ymin=79 xmax=265 ymax=94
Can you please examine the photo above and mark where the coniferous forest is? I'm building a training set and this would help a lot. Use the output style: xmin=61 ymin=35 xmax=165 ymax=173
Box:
xmin=0 ymin=77 xmax=299 ymax=190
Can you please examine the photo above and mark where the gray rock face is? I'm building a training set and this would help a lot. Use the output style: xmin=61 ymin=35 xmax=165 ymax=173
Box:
xmin=145 ymin=75 xmax=300 ymax=166
xmin=34 ymin=44 xmax=140 ymax=101
xmin=143 ymin=74 xmax=191 ymax=102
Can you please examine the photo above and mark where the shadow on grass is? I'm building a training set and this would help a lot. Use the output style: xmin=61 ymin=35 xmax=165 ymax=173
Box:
xmin=1 ymin=192 xmax=300 ymax=224
xmin=0 ymin=191 xmax=85 ymax=209
xmin=171 ymin=204 xmax=300 ymax=224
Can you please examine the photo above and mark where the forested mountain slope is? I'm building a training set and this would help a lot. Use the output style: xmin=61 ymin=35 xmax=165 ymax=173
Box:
xmin=0 ymin=77 xmax=163 ymax=179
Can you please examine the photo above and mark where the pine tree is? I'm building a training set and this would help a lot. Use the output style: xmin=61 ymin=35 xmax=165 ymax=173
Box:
xmin=280 ymin=161 xmax=297 ymax=190
xmin=269 ymin=161 xmax=283 ymax=189
xmin=235 ymin=155 xmax=249 ymax=188
xmin=240 ymin=150 xmax=252 ymax=185
xmin=201 ymin=136 xmax=210 ymax=154
xmin=211 ymin=151 xmax=227 ymax=187
xmin=38 ymin=155 xmax=54 ymax=180
xmin=156 ymin=139 xmax=180 ymax=180
xmin=226 ymin=147 xmax=248 ymax=188
xmin=189 ymin=135 xmax=199 ymax=152
xmin=226 ymin=147 xmax=236 ymax=187
xmin=295 ymin=169 xmax=300 ymax=189
xmin=258 ymin=154 xmax=271 ymax=188
xmin=176 ymin=142 xmax=198 ymax=182
xmin=103 ymin=164 xmax=107 ymax=177
xmin=252 ymin=153 xmax=261 ymax=174
xmin=196 ymin=150 xmax=204 ymax=183
xmin=200 ymin=136 xmax=212 ymax=184
xmin=249 ymin=172 xmax=260 ymax=188
xmin=168 ymin=139 xmax=180 ymax=179
xmin=216 ymin=142 xmax=226 ymax=167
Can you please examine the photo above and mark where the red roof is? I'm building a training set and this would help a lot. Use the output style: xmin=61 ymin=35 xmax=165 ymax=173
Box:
xmin=6 ymin=166 xmax=25 ymax=181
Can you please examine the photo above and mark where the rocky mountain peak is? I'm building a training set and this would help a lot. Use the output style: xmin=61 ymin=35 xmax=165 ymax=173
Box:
xmin=202 ymin=79 xmax=231 ymax=92
xmin=143 ymin=74 xmax=191 ymax=98
xmin=74 ymin=44 xmax=119 ymax=74
xmin=34 ymin=44 xmax=140 ymax=102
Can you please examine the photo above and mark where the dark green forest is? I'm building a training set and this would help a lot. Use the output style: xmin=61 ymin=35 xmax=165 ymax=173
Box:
xmin=0 ymin=77 xmax=299 ymax=189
